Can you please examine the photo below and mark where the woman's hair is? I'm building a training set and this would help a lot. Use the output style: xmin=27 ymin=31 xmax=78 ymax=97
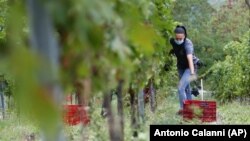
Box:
xmin=174 ymin=25 xmax=187 ymax=38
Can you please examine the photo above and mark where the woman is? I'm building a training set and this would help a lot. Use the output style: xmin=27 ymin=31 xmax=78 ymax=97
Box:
xmin=169 ymin=25 xmax=197 ymax=115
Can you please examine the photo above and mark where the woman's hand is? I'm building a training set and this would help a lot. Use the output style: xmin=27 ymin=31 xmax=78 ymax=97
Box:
xmin=189 ymin=73 xmax=197 ymax=81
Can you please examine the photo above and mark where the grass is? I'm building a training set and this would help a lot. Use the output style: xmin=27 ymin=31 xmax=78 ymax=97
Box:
xmin=0 ymin=87 xmax=250 ymax=141
xmin=0 ymin=112 xmax=39 ymax=141
xmin=217 ymin=101 xmax=250 ymax=124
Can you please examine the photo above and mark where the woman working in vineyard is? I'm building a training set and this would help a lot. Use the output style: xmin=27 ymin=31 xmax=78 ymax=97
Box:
xmin=169 ymin=25 xmax=197 ymax=115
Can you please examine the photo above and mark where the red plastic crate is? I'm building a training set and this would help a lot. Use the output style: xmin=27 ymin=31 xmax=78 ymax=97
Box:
xmin=63 ymin=105 xmax=90 ymax=126
xmin=183 ymin=100 xmax=216 ymax=122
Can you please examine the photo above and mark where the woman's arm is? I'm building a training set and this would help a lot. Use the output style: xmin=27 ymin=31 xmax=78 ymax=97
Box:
xmin=187 ymin=54 xmax=195 ymax=74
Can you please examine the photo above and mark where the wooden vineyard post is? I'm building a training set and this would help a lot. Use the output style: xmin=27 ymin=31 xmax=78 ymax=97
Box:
xmin=116 ymin=80 xmax=124 ymax=141
xmin=138 ymin=89 xmax=145 ymax=123
xmin=129 ymin=84 xmax=139 ymax=137
xmin=103 ymin=80 xmax=124 ymax=141
xmin=149 ymin=78 xmax=157 ymax=113
xmin=26 ymin=0 xmax=65 ymax=140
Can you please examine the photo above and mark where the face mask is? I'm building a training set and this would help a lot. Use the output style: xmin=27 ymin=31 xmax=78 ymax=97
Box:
xmin=175 ymin=39 xmax=184 ymax=45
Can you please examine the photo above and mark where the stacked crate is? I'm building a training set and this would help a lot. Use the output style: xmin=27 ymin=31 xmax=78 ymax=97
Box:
xmin=63 ymin=105 xmax=90 ymax=125
xmin=183 ymin=100 xmax=216 ymax=122
xmin=63 ymin=94 xmax=90 ymax=126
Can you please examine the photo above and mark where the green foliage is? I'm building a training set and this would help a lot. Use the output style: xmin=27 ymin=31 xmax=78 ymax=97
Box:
xmin=0 ymin=68 xmax=15 ymax=98
xmin=3 ymin=0 xmax=176 ymax=108
xmin=0 ymin=0 xmax=7 ymax=52
xmin=44 ymin=0 xmax=177 ymax=94
xmin=211 ymin=0 xmax=249 ymax=47
xmin=0 ymin=0 xmax=7 ymax=39
xmin=208 ymin=31 xmax=250 ymax=102
xmin=1 ymin=0 xmax=177 ymax=139
xmin=3 ymin=0 xmax=249 ymax=140
xmin=206 ymin=0 xmax=249 ymax=65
